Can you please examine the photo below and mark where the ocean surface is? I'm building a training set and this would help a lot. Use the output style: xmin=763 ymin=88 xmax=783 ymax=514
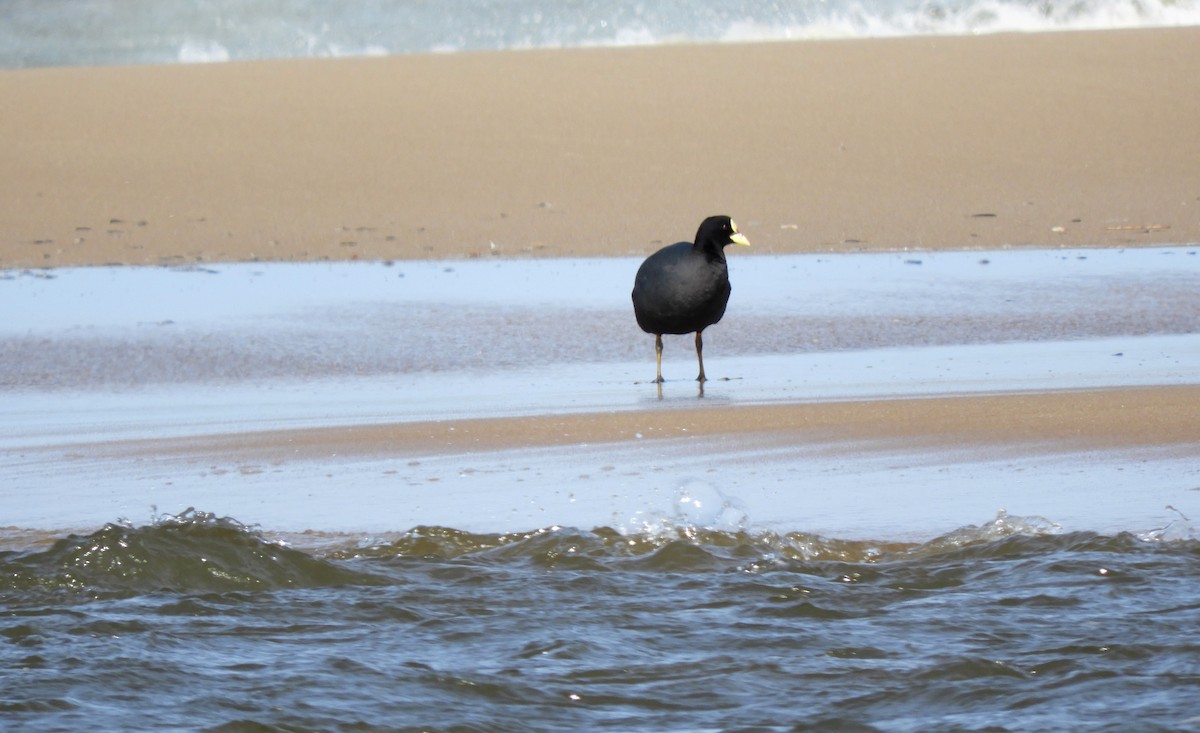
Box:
xmin=2 ymin=0 xmax=1199 ymax=69
xmin=3 ymin=510 xmax=1199 ymax=732
xmin=3 ymin=249 xmax=1199 ymax=730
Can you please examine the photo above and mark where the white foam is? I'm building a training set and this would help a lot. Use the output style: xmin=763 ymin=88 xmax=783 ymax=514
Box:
xmin=177 ymin=38 xmax=231 ymax=64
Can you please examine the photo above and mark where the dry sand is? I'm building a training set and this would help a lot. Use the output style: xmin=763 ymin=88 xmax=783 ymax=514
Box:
xmin=2 ymin=29 xmax=1197 ymax=529
xmin=2 ymin=28 xmax=1198 ymax=269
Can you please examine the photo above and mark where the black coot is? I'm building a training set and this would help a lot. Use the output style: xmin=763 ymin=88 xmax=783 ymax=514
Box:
xmin=631 ymin=215 xmax=750 ymax=383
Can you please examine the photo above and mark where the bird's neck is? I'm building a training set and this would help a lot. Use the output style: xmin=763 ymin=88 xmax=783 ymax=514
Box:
xmin=695 ymin=243 xmax=727 ymax=265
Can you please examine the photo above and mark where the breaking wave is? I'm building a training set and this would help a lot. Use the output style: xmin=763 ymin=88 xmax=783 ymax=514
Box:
xmin=3 ymin=508 xmax=1195 ymax=603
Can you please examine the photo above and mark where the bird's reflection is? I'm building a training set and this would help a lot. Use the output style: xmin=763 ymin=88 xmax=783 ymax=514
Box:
xmin=650 ymin=379 xmax=705 ymax=401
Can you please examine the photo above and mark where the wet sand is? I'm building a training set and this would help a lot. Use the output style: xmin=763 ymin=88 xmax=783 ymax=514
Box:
xmin=1 ymin=30 xmax=1198 ymax=540
xmin=87 ymin=386 xmax=1199 ymax=463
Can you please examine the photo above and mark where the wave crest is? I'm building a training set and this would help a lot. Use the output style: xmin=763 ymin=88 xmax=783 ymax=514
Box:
xmin=0 ymin=509 xmax=373 ymax=600
xmin=4 ymin=510 xmax=1195 ymax=605
xmin=332 ymin=510 xmax=1169 ymax=570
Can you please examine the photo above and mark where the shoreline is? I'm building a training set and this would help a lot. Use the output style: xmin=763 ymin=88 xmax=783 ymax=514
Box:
xmin=6 ymin=384 xmax=1198 ymax=538
xmin=2 ymin=27 xmax=1198 ymax=269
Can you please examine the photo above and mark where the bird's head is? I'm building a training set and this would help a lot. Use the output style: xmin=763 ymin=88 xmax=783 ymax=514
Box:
xmin=695 ymin=215 xmax=751 ymax=251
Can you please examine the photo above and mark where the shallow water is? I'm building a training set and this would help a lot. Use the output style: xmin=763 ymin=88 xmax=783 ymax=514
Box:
xmin=2 ymin=249 xmax=1199 ymax=730
xmin=4 ymin=249 xmax=1198 ymax=395
xmin=2 ymin=249 xmax=1198 ymax=536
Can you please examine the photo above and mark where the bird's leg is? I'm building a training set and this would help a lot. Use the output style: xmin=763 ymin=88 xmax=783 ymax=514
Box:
xmin=655 ymin=334 xmax=664 ymax=383
xmin=695 ymin=330 xmax=707 ymax=382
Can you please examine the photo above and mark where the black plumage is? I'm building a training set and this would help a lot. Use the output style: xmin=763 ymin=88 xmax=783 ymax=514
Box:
xmin=631 ymin=215 xmax=750 ymax=383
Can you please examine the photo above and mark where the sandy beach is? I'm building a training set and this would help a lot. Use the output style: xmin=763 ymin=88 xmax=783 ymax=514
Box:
xmin=2 ymin=28 xmax=1198 ymax=537
xmin=2 ymin=27 xmax=1199 ymax=268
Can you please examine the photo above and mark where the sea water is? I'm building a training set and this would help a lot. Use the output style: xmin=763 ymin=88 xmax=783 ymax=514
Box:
xmin=2 ymin=0 xmax=1199 ymax=69
xmin=3 ymin=510 xmax=1199 ymax=732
